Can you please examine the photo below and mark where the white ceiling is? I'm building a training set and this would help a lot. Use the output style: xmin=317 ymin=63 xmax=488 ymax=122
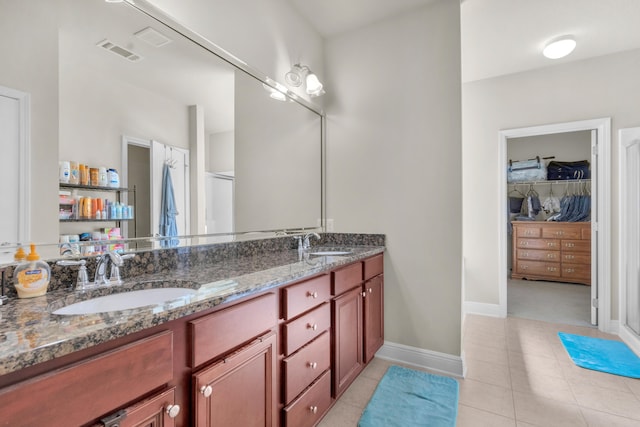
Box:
xmin=287 ymin=0 xmax=640 ymax=83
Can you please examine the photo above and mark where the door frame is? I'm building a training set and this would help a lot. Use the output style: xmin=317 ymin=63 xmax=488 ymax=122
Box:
xmin=0 ymin=85 xmax=30 ymax=244
xmin=498 ymin=118 xmax=611 ymax=332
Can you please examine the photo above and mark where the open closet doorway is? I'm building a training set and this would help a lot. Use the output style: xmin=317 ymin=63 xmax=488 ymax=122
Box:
xmin=498 ymin=118 xmax=611 ymax=331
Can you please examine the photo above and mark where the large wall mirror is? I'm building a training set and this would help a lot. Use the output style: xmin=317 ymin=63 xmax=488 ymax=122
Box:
xmin=0 ymin=0 xmax=323 ymax=261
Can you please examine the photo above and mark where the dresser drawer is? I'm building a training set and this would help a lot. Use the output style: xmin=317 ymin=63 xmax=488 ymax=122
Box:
xmin=515 ymin=225 xmax=541 ymax=238
xmin=332 ymin=262 xmax=362 ymax=296
xmin=283 ymin=331 xmax=331 ymax=403
xmin=516 ymin=238 xmax=560 ymax=250
xmin=561 ymin=240 xmax=590 ymax=252
xmin=542 ymin=227 xmax=581 ymax=239
xmin=190 ymin=293 xmax=277 ymax=368
xmin=283 ymin=369 xmax=332 ymax=427
xmin=562 ymin=252 xmax=591 ymax=264
xmin=282 ymin=274 xmax=331 ymax=320
xmin=517 ymin=249 xmax=559 ymax=262
xmin=364 ymin=254 xmax=383 ymax=280
xmin=562 ymin=264 xmax=591 ymax=281
xmin=516 ymin=260 xmax=561 ymax=277
xmin=283 ymin=303 xmax=331 ymax=356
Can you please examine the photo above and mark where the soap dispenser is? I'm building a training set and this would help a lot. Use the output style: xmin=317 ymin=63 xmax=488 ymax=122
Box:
xmin=14 ymin=244 xmax=51 ymax=298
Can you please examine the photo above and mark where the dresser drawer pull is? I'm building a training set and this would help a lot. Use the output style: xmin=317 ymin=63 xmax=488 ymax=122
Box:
xmin=307 ymin=323 xmax=318 ymax=331
xmin=547 ymin=242 xmax=555 ymax=247
xmin=565 ymin=268 xmax=575 ymax=273
xmin=566 ymin=255 xmax=574 ymax=260
xmin=565 ymin=243 xmax=575 ymax=248
xmin=309 ymin=406 xmax=318 ymax=414
xmin=522 ymin=265 xmax=528 ymax=270
xmin=547 ymin=267 xmax=557 ymax=272
xmin=307 ymin=291 xmax=318 ymax=299
xmin=525 ymin=230 xmax=535 ymax=236
xmin=555 ymin=231 xmax=564 ymax=236
xmin=520 ymin=241 xmax=529 ymax=246
xmin=547 ymin=254 xmax=555 ymax=258
xmin=308 ymin=362 xmax=318 ymax=369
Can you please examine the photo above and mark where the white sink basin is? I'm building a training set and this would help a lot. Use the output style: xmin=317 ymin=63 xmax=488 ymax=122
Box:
xmin=308 ymin=251 xmax=352 ymax=256
xmin=52 ymin=287 xmax=198 ymax=315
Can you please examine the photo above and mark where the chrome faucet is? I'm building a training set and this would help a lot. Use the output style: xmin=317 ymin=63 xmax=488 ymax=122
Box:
xmin=302 ymin=233 xmax=320 ymax=250
xmin=94 ymin=251 xmax=135 ymax=286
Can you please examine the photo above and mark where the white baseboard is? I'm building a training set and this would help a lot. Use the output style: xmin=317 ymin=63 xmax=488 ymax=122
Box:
xmin=463 ymin=301 xmax=505 ymax=318
xmin=375 ymin=341 xmax=464 ymax=378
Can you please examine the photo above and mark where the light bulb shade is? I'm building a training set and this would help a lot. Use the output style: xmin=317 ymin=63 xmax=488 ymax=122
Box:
xmin=285 ymin=65 xmax=303 ymax=87
xmin=305 ymin=72 xmax=323 ymax=95
xmin=543 ymin=36 xmax=576 ymax=59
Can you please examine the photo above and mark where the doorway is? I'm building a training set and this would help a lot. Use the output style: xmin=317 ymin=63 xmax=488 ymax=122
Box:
xmin=498 ymin=118 xmax=611 ymax=332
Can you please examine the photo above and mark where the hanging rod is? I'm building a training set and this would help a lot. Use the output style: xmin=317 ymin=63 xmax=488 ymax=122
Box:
xmin=508 ymin=179 xmax=591 ymax=186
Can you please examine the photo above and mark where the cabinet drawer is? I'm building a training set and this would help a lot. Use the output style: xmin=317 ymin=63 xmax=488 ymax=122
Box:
xmin=515 ymin=225 xmax=541 ymax=238
xmin=562 ymin=252 xmax=591 ymax=264
xmin=516 ymin=249 xmax=559 ymax=261
xmin=562 ymin=264 xmax=591 ymax=281
xmin=364 ymin=254 xmax=384 ymax=280
xmin=283 ymin=331 xmax=331 ymax=403
xmin=516 ymin=260 xmax=561 ymax=277
xmin=190 ymin=293 xmax=276 ymax=368
xmin=283 ymin=369 xmax=332 ymax=427
xmin=284 ymin=371 xmax=331 ymax=427
xmin=542 ymin=227 xmax=581 ymax=239
xmin=282 ymin=274 xmax=331 ymax=320
xmin=283 ymin=303 xmax=331 ymax=356
xmin=332 ymin=262 xmax=362 ymax=295
xmin=0 ymin=331 xmax=173 ymax=427
xmin=562 ymin=240 xmax=590 ymax=252
xmin=516 ymin=238 xmax=560 ymax=250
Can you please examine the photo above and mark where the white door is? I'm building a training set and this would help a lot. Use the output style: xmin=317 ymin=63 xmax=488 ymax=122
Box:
xmin=0 ymin=86 xmax=29 ymax=251
xmin=151 ymin=141 xmax=190 ymax=237
xmin=205 ymin=173 xmax=234 ymax=233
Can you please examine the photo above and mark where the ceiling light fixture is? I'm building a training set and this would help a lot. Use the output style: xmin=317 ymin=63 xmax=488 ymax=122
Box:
xmin=543 ymin=36 xmax=576 ymax=59
xmin=285 ymin=64 xmax=325 ymax=97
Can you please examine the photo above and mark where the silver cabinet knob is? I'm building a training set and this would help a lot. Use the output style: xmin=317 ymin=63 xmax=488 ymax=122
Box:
xmin=368 ymin=288 xmax=373 ymax=294
xmin=309 ymin=406 xmax=318 ymax=414
xmin=307 ymin=291 xmax=318 ymax=298
xmin=308 ymin=362 xmax=318 ymax=369
xmin=362 ymin=292 xmax=366 ymax=297
xmin=307 ymin=323 xmax=318 ymax=331
xmin=200 ymin=385 xmax=213 ymax=398
xmin=166 ymin=404 xmax=180 ymax=418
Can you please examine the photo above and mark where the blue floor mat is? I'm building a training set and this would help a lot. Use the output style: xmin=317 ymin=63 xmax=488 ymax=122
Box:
xmin=558 ymin=332 xmax=640 ymax=378
xmin=358 ymin=365 xmax=459 ymax=427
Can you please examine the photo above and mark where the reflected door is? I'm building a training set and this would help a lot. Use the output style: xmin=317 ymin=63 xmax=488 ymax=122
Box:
xmin=205 ymin=173 xmax=234 ymax=233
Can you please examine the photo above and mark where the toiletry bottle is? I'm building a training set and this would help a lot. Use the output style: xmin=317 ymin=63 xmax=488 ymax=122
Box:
xmin=14 ymin=244 xmax=51 ymax=298
xmin=69 ymin=161 xmax=79 ymax=184
xmin=14 ymin=246 xmax=26 ymax=262
xmin=98 ymin=167 xmax=108 ymax=187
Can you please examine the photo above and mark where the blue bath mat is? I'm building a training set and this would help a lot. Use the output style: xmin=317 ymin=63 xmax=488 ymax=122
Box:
xmin=558 ymin=332 xmax=640 ymax=378
xmin=359 ymin=365 xmax=459 ymax=427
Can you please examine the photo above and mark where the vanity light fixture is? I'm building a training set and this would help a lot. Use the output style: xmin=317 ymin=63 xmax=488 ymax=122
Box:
xmin=262 ymin=83 xmax=288 ymax=102
xmin=285 ymin=64 xmax=325 ymax=97
xmin=543 ymin=36 xmax=576 ymax=59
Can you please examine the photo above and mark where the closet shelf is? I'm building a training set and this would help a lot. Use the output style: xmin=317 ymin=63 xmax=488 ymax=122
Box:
xmin=508 ymin=179 xmax=591 ymax=186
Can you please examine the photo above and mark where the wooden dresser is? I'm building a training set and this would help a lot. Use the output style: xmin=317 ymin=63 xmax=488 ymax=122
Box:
xmin=511 ymin=221 xmax=591 ymax=286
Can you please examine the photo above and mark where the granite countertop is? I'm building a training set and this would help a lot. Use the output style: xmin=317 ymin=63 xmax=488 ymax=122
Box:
xmin=0 ymin=245 xmax=384 ymax=376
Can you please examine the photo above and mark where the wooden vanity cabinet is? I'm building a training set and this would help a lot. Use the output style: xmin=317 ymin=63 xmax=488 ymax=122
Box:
xmin=190 ymin=292 xmax=278 ymax=427
xmin=115 ymin=387 xmax=180 ymax=427
xmin=363 ymin=255 xmax=384 ymax=363
xmin=0 ymin=331 xmax=174 ymax=427
xmin=280 ymin=274 xmax=333 ymax=427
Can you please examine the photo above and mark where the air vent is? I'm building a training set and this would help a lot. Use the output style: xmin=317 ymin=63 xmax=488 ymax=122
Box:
xmin=96 ymin=39 xmax=142 ymax=62
xmin=134 ymin=27 xmax=172 ymax=47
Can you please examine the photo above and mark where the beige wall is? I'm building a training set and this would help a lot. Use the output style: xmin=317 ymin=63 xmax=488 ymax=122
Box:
xmin=325 ymin=0 xmax=462 ymax=355
xmin=463 ymin=48 xmax=640 ymax=320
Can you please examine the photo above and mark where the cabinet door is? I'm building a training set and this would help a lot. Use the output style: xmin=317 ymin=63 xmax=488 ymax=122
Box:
xmin=193 ymin=332 xmax=277 ymax=427
xmin=119 ymin=387 xmax=179 ymax=427
xmin=363 ymin=275 xmax=384 ymax=363
xmin=332 ymin=286 xmax=363 ymax=398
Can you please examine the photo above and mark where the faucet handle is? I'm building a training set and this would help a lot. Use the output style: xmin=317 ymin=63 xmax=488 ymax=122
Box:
xmin=56 ymin=259 xmax=89 ymax=290
xmin=109 ymin=253 xmax=135 ymax=285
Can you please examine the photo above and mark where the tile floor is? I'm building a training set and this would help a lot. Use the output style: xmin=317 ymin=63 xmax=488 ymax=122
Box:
xmin=318 ymin=314 xmax=640 ymax=426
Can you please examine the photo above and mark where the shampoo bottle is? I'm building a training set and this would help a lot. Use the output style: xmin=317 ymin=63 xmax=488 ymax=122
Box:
xmin=14 ymin=244 xmax=51 ymax=298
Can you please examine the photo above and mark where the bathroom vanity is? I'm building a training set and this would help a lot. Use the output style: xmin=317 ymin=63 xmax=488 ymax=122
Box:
xmin=0 ymin=235 xmax=384 ymax=426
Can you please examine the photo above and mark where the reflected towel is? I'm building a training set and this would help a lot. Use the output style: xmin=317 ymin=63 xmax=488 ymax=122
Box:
xmin=159 ymin=163 xmax=179 ymax=247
